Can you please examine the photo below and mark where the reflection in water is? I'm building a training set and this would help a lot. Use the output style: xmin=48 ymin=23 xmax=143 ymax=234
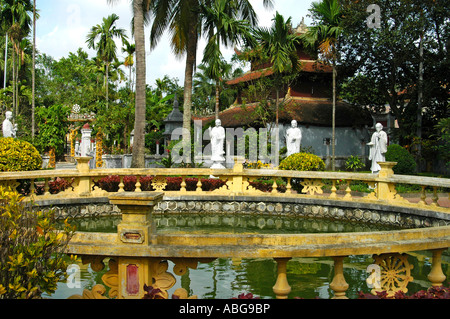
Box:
xmin=68 ymin=212 xmax=403 ymax=234
xmin=51 ymin=213 xmax=448 ymax=299
xmin=50 ymin=251 xmax=449 ymax=299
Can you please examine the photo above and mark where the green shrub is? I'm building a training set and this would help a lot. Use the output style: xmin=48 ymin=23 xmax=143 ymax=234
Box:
xmin=385 ymin=144 xmax=417 ymax=175
xmin=279 ymin=152 xmax=325 ymax=171
xmin=345 ymin=155 xmax=365 ymax=172
xmin=0 ymin=188 xmax=76 ymax=299
xmin=0 ymin=138 xmax=42 ymax=172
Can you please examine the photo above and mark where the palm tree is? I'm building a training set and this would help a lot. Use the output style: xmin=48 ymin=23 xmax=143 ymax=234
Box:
xmin=150 ymin=0 xmax=273 ymax=143
xmin=86 ymin=13 xmax=128 ymax=110
xmin=31 ymin=0 xmax=36 ymax=140
xmin=150 ymin=0 xmax=202 ymax=147
xmin=1 ymin=0 xmax=33 ymax=116
xmin=107 ymin=0 xmax=150 ymax=168
xmin=253 ymin=11 xmax=301 ymax=152
xmin=201 ymin=0 xmax=254 ymax=119
xmin=130 ymin=0 xmax=148 ymax=168
xmin=302 ymin=0 xmax=343 ymax=171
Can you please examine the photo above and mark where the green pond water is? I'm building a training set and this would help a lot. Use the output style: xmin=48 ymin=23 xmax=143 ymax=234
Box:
xmin=48 ymin=213 xmax=449 ymax=299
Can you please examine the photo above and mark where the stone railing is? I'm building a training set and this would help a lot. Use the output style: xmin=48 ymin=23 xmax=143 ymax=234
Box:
xmin=64 ymin=192 xmax=450 ymax=299
xmin=1 ymin=157 xmax=449 ymax=299
xmin=0 ymin=157 xmax=449 ymax=213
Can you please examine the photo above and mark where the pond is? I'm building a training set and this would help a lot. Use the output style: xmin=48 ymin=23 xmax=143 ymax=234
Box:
xmin=66 ymin=211 xmax=404 ymax=235
xmin=47 ymin=213 xmax=448 ymax=299
xmin=49 ymin=251 xmax=449 ymax=299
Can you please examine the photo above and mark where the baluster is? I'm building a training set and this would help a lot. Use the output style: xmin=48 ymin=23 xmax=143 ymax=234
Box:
xmin=272 ymin=258 xmax=291 ymax=299
xmin=44 ymin=178 xmax=51 ymax=196
xmin=427 ymin=249 xmax=446 ymax=287
xmin=180 ymin=176 xmax=187 ymax=193
xmin=196 ymin=178 xmax=202 ymax=193
xmin=135 ymin=176 xmax=142 ymax=192
xmin=343 ymin=181 xmax=352 ymax=200
xmin=271 ymin=181 xmax=278 ymax=194
xmin=29 ymin=179 xmax=35 ymax=197
xmin=329 ymin=180 xmax=337 ymax=199
xmin=330 ymin=256 xmax=349 ymax=299
xmin=431 ymin=187 xmax=439 ymax=207
xmin=286 ymin=178 xmax=292 ymax=195
xmin=418 ymin=186 xmax=427 ymax=205
xmin=118 ymin=176 xmax=125 ymax=193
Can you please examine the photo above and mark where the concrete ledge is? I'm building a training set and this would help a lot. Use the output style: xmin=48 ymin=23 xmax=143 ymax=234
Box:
xmin=67 ymin=225 xmax=450 ymax=258
xmin=32 ymin=194 xmax=450 ymax=228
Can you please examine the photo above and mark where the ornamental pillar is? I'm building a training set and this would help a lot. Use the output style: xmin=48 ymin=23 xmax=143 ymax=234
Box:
xmin=330 ymin=256 xmax=349 ymax=299
xmin=427 ymin=249 xmax=447 ymax=287
xmin=273 ymin=258 xmax=291 ymax=299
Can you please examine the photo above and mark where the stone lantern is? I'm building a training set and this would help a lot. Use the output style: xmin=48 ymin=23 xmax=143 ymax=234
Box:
xmin=163 ymin=94 xmax=183 ymax=152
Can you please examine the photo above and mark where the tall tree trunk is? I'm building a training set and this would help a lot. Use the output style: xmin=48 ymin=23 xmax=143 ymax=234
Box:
xmin=3 ymin=34 xmax=7 ymax=90
xmin=275 ymin=88 xmax=280 ymax=166
xmin=332 ymin=63 xmax=336 ymax=171
xmin=215 ymin=81 xmax=220 ymax=120
xmin=182 ymin=14 xmax=199 ymax=151
xmin=416 ymin=33 xmax=424 ymax=172
xmin=32 ymin=0 xmax=36 ymax=140
xmin=105 ymin=62 xmax=109 ymax=110
xmin=131 ymin=0 xmax=146 ymax=168
xmin=12 ymin=48 xmax=16 ymax=116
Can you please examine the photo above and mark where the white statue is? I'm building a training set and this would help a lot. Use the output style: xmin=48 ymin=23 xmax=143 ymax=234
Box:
xmin=210 ymin=119 xmax=226 ymax=162
xmin=368 ymin=123 xmax=388 ymax=173
xmin=286 ymin=120 xmax=302 ymax=157
xmin=80 ymin=123 xmax=92 ymax=157
xmin=2 ymin=111 xmax=17 ymax=138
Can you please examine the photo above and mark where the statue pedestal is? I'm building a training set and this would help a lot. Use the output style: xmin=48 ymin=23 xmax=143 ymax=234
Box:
xmin=210 ymin=161 xmax=226 ymax=169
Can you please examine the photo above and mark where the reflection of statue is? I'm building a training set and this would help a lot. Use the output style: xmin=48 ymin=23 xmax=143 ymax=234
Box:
xmin=2 ymin=111 xmax=17 ymax=138
xmin=210 ymin=119 xmax=225 ymax=162
xmin=368 ymin=123 xmax=388 ymax=173
xmin=286 ymin=120 xmax=302 ymax=156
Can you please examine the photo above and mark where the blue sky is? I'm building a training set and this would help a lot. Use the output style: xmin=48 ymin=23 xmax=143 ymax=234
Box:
xmin=35 ymin=0 xmax=315 ymax=87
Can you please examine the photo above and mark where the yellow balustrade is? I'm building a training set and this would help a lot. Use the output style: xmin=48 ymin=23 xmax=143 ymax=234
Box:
xmin=0 ymin=158 xmax=448 ymax=213
xmin=1 ymin=157 xmax=449 ymax=299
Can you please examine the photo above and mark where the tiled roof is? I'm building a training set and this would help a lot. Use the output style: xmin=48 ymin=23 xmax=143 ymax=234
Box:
xmin=193 ymin=97 xmax=372 ymax=128
xmin=226 ymin=61 xmax=332 ymax=86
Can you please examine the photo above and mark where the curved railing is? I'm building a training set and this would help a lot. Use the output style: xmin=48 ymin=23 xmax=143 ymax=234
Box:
xmin=0 ymin=157 xmax=449 ymax=210
xmin=1 ymin=157 xmax=449 ymax=299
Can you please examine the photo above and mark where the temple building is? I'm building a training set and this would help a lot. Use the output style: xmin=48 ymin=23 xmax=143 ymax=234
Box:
xmin=193 ymin=20 xmax=373 ymax=169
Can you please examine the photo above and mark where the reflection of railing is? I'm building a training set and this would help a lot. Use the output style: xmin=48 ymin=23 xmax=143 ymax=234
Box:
xmin=1 ymin=157 xmax=449 ymax=299
xmin=1 ymin=157 xmax=449 ymax=212
xmin=63 ymin=191 xmax=450 ymax=299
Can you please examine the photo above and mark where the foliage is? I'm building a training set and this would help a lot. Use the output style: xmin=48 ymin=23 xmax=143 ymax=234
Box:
xmin=244 ymin=160 xmax=272 ymax=169
xmin=358 ymin=285 xmax=450 ymax=299
xmin=252 ymin=11 xmax=301 ymax=126
xmin=339 ymin=0 xmax=450 ymax=147
xmin=232 ymin=293 xmax=260 ymax=299
xmin=0 ymin=187 xmax=76 ymax=299
xmin=345 ymin=155 xmax=364 ymax=172
xmin=279 ymin=152 xmax=325 ymax=172
xmin=35 ymin=104 xmax=70 ymax=158
xmin=142 ymin=284 xmax=164 ymax=299
xmin=433 ymin=117 xmax=450 ymax=167
xmin=385 ymin=144 xmax=417 ymax=175
xmin=0 ymin=137 xmax=42 ymax=172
